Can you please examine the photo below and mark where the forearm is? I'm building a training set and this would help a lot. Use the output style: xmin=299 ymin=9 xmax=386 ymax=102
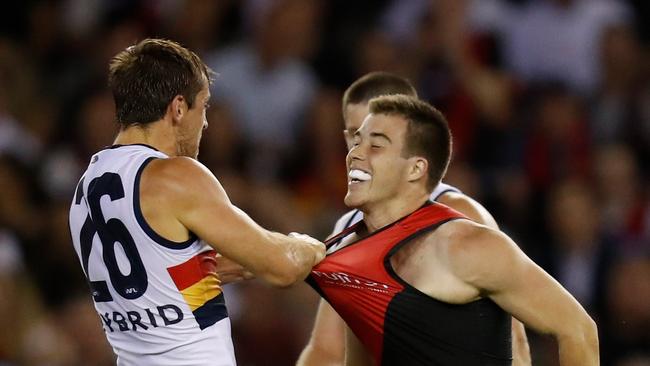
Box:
xmin=557 ymin=322 xmax=599 ymax=366
xmin=511 ymin=318 xmax=531 ymax=366
xmin=259 ymin=231 xmax=321 ymax=286
xmin=299 ymin=300 xmax=346 ymax=366
xmin=344 ymin=328 xmax=374 ymax=366
xmin=297 ymin=344 xmax=343 ymax=366
xmin=215 ymin=255 xmax=255 ymax=285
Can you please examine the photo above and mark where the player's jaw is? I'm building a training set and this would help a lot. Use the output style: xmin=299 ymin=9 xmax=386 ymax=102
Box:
xmin=176 ymin=109 xmax=206 ymax=159
xmin=344 ymin=149 xmax=410 ymax=211
xmin=175 ymin=126 xmax=200 ymax=159
xmin=345 ymin=164 xmax=408 ymax=211
xmin=344 ymin=181 xmax=365 ymax=209
xmin=345 ymin=156 xmax=401 ymax=209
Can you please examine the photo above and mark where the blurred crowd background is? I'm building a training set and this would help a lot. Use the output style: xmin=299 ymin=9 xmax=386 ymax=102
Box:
xmin=0 ymin=0 xmax=648 ymax=365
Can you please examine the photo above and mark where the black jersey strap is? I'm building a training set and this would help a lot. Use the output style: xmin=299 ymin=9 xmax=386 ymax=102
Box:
xmin=324 ymin=221 xmax=363 ymax=250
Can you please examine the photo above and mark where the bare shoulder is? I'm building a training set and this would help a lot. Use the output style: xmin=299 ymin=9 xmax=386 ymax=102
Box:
xmin=437 ymin=191 xmax=499 ymax=229
xmin=141 ymin=157 xmax=226 ymax=208
xmin=143 ymin=156 xmax=212 ymax=185
xmin=433 ymin=220 xmax=523 ymax=293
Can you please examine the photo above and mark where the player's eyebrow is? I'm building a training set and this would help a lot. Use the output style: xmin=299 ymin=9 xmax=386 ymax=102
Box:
xmin=369 ymin=132 xmax=391 ymax=143
xmin=352 ymin=130 xmax=392 ymax=143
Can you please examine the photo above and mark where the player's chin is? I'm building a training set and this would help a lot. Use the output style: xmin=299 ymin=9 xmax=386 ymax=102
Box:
xmin=344 ymin=191 xmax=365 ymax=208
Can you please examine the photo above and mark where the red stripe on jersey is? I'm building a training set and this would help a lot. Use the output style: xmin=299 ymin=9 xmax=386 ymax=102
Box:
xmin=167 ymin=250 xmax=217 ymax=291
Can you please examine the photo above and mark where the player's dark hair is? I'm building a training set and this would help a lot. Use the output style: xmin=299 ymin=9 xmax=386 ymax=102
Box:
xmin=342 ymin=72 xmax=417 ymax=117
xmin=369 ymin=95 xmax=451 ymax=190
xmin=108 ymin=38 xmax=213 ymax=127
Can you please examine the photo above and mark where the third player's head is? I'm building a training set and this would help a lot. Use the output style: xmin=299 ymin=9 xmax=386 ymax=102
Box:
xmin=108 ymin=38 xmax=212 ymax=159
xmin=342 ymin=72 xmax=417 ymax=150
xmin=345 ymin=95 xmax=451 ymax=211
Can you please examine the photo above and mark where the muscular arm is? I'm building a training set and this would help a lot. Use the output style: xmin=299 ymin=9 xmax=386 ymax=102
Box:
xmin=446 ymin=223 xmax=599 ymax=365
xmin=297 ymin=300 xmax=346 ymax=366
xmin=298 ymin=192 xmax=530 ymax=366
xmin=298 ymin=214 xmax=349 ymax=366
xmin=214 ymin=254 xmax=255 ymax=284
xmin=344 ymin=325 xmax=374 ymax=366
xmin=142 ymin=157 xmax=325 ymax=287
xmin=438 ymin=192 xmax=531 ymax=365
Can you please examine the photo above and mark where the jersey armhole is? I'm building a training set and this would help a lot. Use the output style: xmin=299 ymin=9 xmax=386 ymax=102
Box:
xmin=381 ymin=218 xmax=462 ymax=293
xmin=133 ymin=157 xmax=198 ymax=250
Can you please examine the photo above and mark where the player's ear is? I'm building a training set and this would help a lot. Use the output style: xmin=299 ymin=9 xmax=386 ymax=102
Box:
xmin=170 ymin=95 xmax=186 ymax=124
xmin=407 ymin=157 xmax=428 ymax=183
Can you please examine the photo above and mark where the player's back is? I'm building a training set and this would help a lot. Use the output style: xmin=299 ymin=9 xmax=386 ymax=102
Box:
xmin=69 ymin=144 xmax=235 ymax=366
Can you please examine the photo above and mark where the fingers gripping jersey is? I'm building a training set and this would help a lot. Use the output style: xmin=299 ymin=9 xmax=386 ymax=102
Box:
xmin=69 ymin=145 xmax=235 ymax=366
xmin=308 ymin=203 xmax=512 ymax=365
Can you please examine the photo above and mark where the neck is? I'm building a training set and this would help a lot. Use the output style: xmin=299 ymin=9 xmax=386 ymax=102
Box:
xmin=362 ymin=188 xmax=430 ymax=233
xmin=113 ymin=121 xmax=178 ymax=157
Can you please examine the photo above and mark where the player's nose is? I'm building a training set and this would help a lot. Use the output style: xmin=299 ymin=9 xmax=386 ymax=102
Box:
xmin=346 ymin=144 xmax=365 ymax=165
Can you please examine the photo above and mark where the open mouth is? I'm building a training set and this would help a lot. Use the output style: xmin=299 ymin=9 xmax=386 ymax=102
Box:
xmin=349 ymin=169 xmax=372 ymax=184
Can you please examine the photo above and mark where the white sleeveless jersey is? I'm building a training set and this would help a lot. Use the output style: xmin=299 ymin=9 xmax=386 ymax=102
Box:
xmin=327 ymin=183 xmax=461 ymax=254
xmin=68 ymin=144 xmax=236 ymax=366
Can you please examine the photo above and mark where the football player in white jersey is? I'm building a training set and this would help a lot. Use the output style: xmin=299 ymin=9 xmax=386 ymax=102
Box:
xmin=68 ymin=38 xmax=325 ymax=366
xmin=296 ymin=72 xmax=531 ymax=366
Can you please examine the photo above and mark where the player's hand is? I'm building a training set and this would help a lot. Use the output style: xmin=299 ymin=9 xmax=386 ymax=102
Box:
xmin=289 ymin=232 xmax=326 ymax=265
xmin=215 ymin=254 xmax=255 ymax=284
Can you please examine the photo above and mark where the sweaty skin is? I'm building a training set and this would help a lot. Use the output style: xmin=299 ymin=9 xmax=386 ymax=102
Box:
xmin=296 ymin=95 xmax=532 ymax=366
xmin=296 ymin=191 xmax=531 ymax=366
xmin=219 ymin=84 xmax=532 ymax=364
xmin=115 ymin=84 xmax=326 ymax=288
xmin=339 ymin=218 xmax=598 ymax=366
xmin=300 ymin=111 xmax=595 ymax=366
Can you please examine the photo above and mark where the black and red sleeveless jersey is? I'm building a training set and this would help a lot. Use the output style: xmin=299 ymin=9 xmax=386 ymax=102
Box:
xmin=307 ymin=203 xmax=512 ymax=365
